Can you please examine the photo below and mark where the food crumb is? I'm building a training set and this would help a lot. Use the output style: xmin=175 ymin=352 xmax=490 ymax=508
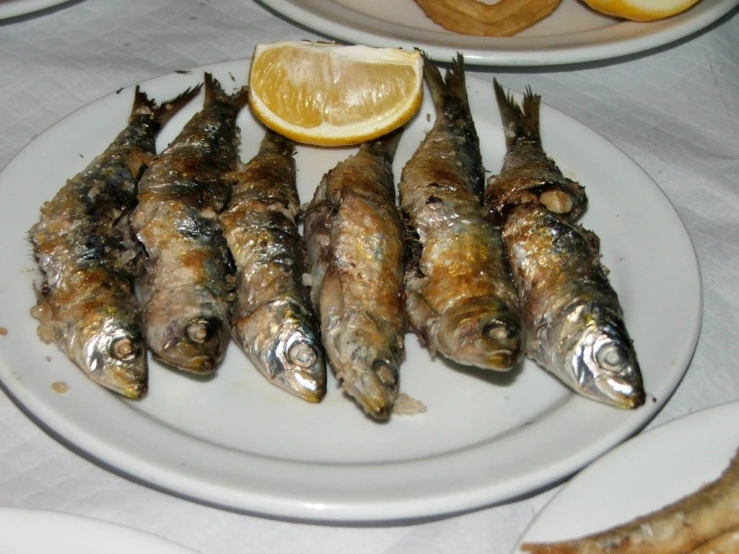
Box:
xmin=0 ymin=327 xmax=7 ymax=336
xmin=51 ymin=381 xmax=69 ymax=394
xmin=393 ymin=392 xmax=427 ymax=415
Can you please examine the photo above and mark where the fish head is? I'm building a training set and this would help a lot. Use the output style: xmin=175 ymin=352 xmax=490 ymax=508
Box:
xmin=75 ymin=315 xmax=148 ymax=399
xmin=437 ymin=300 xmax=523 ymax=371
xmin=152 ymin=315 xmax=229 ymax=374
xmin=235 ymin=300 xmax=326 ymax=403
xmin=144 ymin=288 xmax=230 ymax=374
xmin=328 ymin=312 xmax=402 ymax=421
xmin=557 ymin=305 xmax=644 ymax=409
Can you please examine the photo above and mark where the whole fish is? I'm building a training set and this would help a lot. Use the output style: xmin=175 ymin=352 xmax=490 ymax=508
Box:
xmin=132 ymin=73 xmax=247 ymax=374
xmin=29 ymin=85 xmax=200 ymax=398
xmin=399 ymin=55 xmax=522 ymax=371
xmin=487 ymin=81 xmax=644 ymax=409
xmin=304 ymin=130 xmax=406 ymax=420
xmin=220 ymin=129 xmax=326 ymax=402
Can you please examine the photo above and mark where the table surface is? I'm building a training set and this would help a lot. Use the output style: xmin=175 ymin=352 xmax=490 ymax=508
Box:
xmin=1 ymin=1 xmax=737 ymax=553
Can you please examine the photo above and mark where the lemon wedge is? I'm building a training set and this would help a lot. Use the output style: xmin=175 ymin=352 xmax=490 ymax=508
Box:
xmin=581 ymin=0 xmax=701 ymax=21
xmin=248 ymin=41 xmax=423 ymax=147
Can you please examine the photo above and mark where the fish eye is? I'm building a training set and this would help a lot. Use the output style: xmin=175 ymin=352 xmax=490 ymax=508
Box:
xmin=186 ymin=319 xmax=214 ymax=344
xmin=483 ymin=320 xmax=514 ymax=341
xmin=595 ymin=342 xmax=629 ymax=371
xmin=372 ymin=360 xmax=396 ymax=386
xmin=111 ymin=336 xmax=138 ymax=361
xmin=287 ymin=340 xmax=317 ymax=368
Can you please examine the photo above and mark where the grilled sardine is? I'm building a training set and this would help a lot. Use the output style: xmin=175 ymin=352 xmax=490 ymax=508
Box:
xmin=487 ymin=82 xmax=644 ymax=409
xmin=220 ymin=129 xmax=326 ymax=402
xmin=304 ymin=130 xmax=406 ymax=420
xmin=29 ymin=85 xmax=200 ymax=398
xmin=132 ymin=73 xmax=247 ymax=374
xmin=399 ymin=55 xmax=522 ymax=371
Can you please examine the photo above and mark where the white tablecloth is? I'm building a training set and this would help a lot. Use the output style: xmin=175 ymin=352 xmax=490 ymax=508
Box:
xmin=1 ymin=1 xmax=737 ymax=552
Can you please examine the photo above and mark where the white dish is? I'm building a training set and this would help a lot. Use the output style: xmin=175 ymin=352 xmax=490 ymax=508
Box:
xmin=0 ymin=59 xmax=701 ymax=523
xmin=0 ymin=0 xmax=74 ymax=20
xmin=257 ymin=0 xmax=739 ymax=66
xmin=514 ymin=400 xmax=739 ymax=552
xmin=0 ymin=507 xmax=200 ymax=553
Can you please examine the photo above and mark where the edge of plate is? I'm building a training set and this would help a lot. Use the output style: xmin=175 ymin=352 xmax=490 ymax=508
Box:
xmin=256 ymin=0 xmax=739 ymax=66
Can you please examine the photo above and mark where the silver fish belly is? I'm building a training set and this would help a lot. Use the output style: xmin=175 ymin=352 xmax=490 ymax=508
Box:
xmin=487 ymin=81 xmax=644 ymax=409
xmin=220 ymin=129 xmax=326 ymax=402
xmin=304 ymin=131 xmax=406 ymax=421
xmin=399 ymin=55 xmax=522 ymax=371
xmin=132 ymin=73 xmax=247 ymax=374
xmin=29 ymin=85 xmax=200 ymax=398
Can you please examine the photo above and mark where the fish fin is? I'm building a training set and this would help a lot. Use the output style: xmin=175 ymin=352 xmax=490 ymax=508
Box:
xmin=150 ymin=84 xmax=203 ymax=128
xmin=423 ymin=53 xmax=468 ymax=110
xmin=204 ymin=72 xmax=250 ymax=109
xmin=131 ymin=86 xmax=157 ymax=119
xmin=443 ymin=53 xmax=468 ymax=103
xmin=493 ymin=79 xmax=542 ymax=147
xmin=422 ymin=54 xmax=445 ymax=109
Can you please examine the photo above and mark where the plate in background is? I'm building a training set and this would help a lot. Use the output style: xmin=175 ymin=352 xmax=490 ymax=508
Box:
xmin=257 ymin=0 xmax=739 ymax=66
xmin=514 ymin=401 xmax=739 ymax=552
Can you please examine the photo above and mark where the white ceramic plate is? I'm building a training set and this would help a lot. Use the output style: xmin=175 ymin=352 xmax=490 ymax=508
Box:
xmin=0 ymin=59 xmax=701 ymax=523
xmin=514 ymin=400 xmax=739 ymax=552
xmin=257 ymin=0 xmax=739 ymax=66
xmin=0 ymin=507 xmax=200 ymax=553
xmin=0 ymin=0 xmax=75 ymax=20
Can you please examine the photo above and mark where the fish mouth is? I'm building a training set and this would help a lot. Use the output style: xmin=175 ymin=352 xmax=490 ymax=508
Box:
xmin=440 ymin=302 xmax=523 ymax=370
xmin=594 ymin=374 xmax=646 ymax=409
xmin=90 ymin=365 xmax=148 ymax=399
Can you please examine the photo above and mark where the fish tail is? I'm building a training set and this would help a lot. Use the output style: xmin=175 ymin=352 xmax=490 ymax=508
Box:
xmin=423 ymin=53 xmax=468 ymax=111
xmin=444 ymin=53 xmax=469 ymax=103
xmin=493 ymin=79 xmax=541 ymax=147
xmin=259 ymin=128 xmax=294 ymax=157
xmin=204 ymin=72 xmax=250 ymax=109
xmin=143 ymin=84 xmax=203 ymax=128
xmin=362 ymin=126 xmax=404 ymax=163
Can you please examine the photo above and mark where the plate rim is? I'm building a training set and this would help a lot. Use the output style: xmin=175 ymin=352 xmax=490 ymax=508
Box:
xmin=0 ymin=0 xmax=75 ymax=20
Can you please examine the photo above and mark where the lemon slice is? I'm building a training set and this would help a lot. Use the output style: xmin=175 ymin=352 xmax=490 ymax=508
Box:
xmin=248 ymin=41 xmax=423 ymax=147
xmin=581 ymin=0 xmax=700 ymax=21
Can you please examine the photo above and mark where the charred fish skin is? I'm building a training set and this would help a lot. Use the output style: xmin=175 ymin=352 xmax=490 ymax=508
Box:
xmin=29 ymin=85 xmax=201 ymax=399
xmin=132 ymin=73 xmax=247 ymax=375
xmin=487 ymin=80 xmax=587 ymax=220
xmin=488 ymin=85 xmax=644 ymax=409
xmin=220 ymin=129 xmax=326 ymax=403
xmin=399 ymin=55 xmax=522 ymax=371
xmin=304 ymin=130 xmax=406 ymax=421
